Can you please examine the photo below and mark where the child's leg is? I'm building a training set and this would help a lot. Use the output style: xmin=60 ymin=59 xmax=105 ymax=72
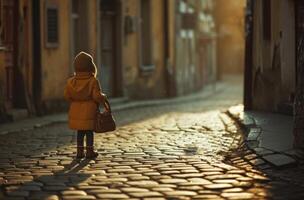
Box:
xmin=86 ymin=131 xmax=94 ymax=147
xmin=76 ymin=130 xmax=85 ymax=158
xmin=85 ymin=130 xmax=98 ymax=158
xmin=77 ymin=130 xmax=85 ymax=147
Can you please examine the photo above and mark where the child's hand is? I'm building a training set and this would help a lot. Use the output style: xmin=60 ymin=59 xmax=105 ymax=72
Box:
xmin=101 ymin=93 xmax=107 ymax=99
xmin=105 ymin=107 xmax=110 ymax=112
xmin=101 ymin=93 xmax=110 ymax=112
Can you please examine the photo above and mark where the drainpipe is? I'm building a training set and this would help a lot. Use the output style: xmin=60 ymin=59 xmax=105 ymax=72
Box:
xmin=244 ymin=0 xmax=254 ymax=110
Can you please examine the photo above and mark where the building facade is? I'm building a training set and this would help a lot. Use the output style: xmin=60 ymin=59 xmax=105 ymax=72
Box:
xmin=246 ymin=0 xmax=296 ymax=112
xmin=0 ymin=0 xmax=217 ymax=122
xmin=244 ymin=0 xmax=304 ymax=148
xmin=173 ymin=0 xmax=217 ymax=96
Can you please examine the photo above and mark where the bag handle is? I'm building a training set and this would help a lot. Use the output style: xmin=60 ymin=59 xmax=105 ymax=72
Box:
xmin=103 ymin=97 xmax=111 ymax=113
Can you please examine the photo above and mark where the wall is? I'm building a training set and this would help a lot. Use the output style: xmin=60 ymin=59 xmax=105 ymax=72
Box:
xmin=122 ymin=0 xmax=140 ymax=97
xmin=251 ymin=0 xmax=278 ymax=111
xmin=20 ymin=0 xmax=35 ymax=114
xmin=40 ymin=0 xmax=71 ymax=104
xmin=0 ymin=0 xmax=220 ymax=120
xmin=280 ymin=0 xmax=295 ymax=98
xmin=0 ymin=0 xmax=34 ymax=118
xmin=123 ymin=0 xmax=167 ymax=99
xmin=0 ymin=51 xmax=5 ymax=119
xmin=122 ymin=0 xmax=206 ymax=99
xmin=87 ymin=0 xmax=98 ymax=60
xmin=197 ymin=0 xmax=217 ymax=86
xmin=174 ymin=0 xmax=198 ymax=96
xmin=166 ymin=0 xmax=177 ymax=97
xmin=215 ymin=0 xmax=245 ymax=78
xmin=173 ymin=0 xmax=215 ymax=96
xmin=40 ymin=0 xmax=98 ymax=110
xmin=250 ymin=0 xmax=296 ymax=112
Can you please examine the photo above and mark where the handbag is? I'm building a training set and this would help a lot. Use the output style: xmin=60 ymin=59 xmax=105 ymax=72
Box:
xmin=94 ymin=98 xmax=116 ymax=133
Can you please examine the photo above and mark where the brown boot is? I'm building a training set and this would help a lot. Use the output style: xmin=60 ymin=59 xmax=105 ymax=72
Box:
xmin=76 ymin=146 xmax=85 ymax=159
xmin=86 ymin=146 xmax=98 ymax=159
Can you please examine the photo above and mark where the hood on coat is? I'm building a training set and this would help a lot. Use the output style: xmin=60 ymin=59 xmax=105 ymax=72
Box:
xmin=66 ymin=72 xmax=95 ymax=101
xmin=74 ymin=52 xmax=97 ymax=75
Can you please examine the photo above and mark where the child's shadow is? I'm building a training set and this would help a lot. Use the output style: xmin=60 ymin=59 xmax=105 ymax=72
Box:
xmin=4 ymin=158 xmax=92 ymax=199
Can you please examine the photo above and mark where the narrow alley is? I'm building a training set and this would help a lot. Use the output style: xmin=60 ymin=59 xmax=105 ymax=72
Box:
xmin=1 ymin=0 xmax=304 ymax=199
xmin=1 ymin=77 xmax=303 ymax=200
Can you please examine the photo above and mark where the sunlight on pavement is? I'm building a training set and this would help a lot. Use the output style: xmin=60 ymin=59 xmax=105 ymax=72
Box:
xmin=0 ymin=78 xmax=273 ymax=200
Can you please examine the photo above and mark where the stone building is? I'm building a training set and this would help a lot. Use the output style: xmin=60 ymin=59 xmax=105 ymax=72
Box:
xmin=0 ymin=0 xmax=217 ymax=122
xmin=0 ymin=0 xmax=98 ymax=120
xmin=245 ymin=0 xmax=296 ymax=112
xmin=244 ymin=0 xmax=304 ymax=147
xmin=173 ymin=0 xmax=217 ymax=96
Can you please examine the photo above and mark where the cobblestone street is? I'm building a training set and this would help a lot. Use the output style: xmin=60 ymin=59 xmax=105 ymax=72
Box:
xmin=0 ymin=77 xmax=303 ymax=200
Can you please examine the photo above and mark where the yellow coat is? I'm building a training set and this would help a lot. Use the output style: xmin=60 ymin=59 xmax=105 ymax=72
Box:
xmin=64 ymin=72 xmax=105 ymax=130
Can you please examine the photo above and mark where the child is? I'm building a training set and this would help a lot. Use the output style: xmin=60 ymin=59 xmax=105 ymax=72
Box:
xmin=64 ymin=52 xmax=107 ymax=159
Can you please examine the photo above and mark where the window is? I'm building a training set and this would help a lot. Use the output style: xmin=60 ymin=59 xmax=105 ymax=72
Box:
xmin=263 ymin=0 xmax=271 ymax=40
xmin=140 ymin=0 xmax=154 ymax=70
xmin=181 ymin=13 xmax=196 ymax=30
xmin=45 ymin=3 xmax=59 ymax=48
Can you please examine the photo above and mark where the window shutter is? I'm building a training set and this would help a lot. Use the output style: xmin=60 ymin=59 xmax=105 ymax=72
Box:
xmin=45 ymin=3 xmax=59 ymax=48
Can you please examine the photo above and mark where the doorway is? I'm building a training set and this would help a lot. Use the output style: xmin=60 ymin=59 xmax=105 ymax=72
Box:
xmin=71 ymin=0 xmax=81 ymax=59
xmin=99 ymin=0 xmax=123 ymax=97
xmin=71 ymin=0 xmax=89 ymax=59
xmin=2 ymin=0 xmax=27 ymax=110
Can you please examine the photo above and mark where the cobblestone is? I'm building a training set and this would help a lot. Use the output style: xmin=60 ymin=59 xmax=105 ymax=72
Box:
xmin=1 ymin=78 xmax=302 ymax=199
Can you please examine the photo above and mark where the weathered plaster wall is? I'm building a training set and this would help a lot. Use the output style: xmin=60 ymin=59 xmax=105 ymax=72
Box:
xmin=251 ymin=0 xmax=296 ymax=112
xmin=123 ymin=0 xmax=167 ymax=99
xmin=40 ymin=0 xmax=71 ymax=102
xmin=40 ymin=0 xmax=98 ymax=104
xmin=0 ymin=0 xmax=34 ymax=117
xmin=251 ymin=0 xmax=279 ymax=111
xmin=87 ymin=0 xmax=98 ymax=60
xmin=280 ymin=0 xmax=295 ymax=97
xmin=122 ymin=0 xmax=140 ymax=96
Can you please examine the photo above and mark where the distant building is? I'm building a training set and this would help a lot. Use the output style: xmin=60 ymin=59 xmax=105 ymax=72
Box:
xmin=214 ymin=0 xmax=246 ymax=79
xmin=0 ymin=0 xmax=217 ymax=122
